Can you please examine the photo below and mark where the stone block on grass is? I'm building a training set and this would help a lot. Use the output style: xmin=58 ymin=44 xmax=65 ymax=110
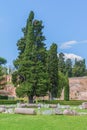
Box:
xmin=14 ymin=108 xmax=36 ymax=115
xmin=49 ymin=104 xmax=57 ymax=108
xmin=55 ymin=108 xmax=63 ymax=115
xmin=82 ymin=102 xmax=87 ymax=109
xmin=0 ymin=105 xmax=6 ymax=108
xmin=26 ymin=104 xmax=38 ymax=108
xmin=0 ymin=108 xmax=5 ymax=113
xmin=19 ymin=103 xmax=27 ymax=108
xmin=63 ymin=109 xmax=78 ymax=115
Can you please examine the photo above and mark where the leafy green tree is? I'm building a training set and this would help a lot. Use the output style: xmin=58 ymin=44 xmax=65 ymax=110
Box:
xmin=12 ymin=71 xmax=18 ymax=87
xmin=48 ymin=43 xmax=58 ymax=99
xmin=12 ymin=11 xmax=48 ymax=103
xmin=72 ymin=59 xmax=86 ymax=77
xmin=0 ymin=57 xmax=7 ymax=65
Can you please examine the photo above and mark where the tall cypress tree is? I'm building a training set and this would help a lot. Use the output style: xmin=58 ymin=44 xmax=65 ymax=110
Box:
xmin=65 ymin=58 xmax=72 ymax=77
xmin=58 ymin=53 xmax=66 ymax=74
xmin=58 ymin=71 xmax=65 ymax=98
xmin=12 ymin=11 xmax=48 ymax=103
xmin=64 ymin=74 xmax=69 ymax=101
xmin=48 ymin=43 xmax=58 ymax=100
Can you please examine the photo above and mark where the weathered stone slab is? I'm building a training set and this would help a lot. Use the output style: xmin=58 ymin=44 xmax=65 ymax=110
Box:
xmin=63 ymin=109 xmax=78 ymax=115
xmin=0 ymin=105 xmax=6 ymax=108
xmin=82 ymin=102 xmax=87 ymax=109
xmin=6 ymin=105 xmax=16 ymax=109
xmin=19 ymin=103 xmax=38 ymax=108
xmin=26 ymin=104 xmax=38 ymax=108
xmin=19 ymin=103 xmax=26 ymax=108
xmin=0 ymin=108 xmax=5 ymax=113
xmin=14 ymin=108 xmax=36 ymax=115
xmin=55 ymin=108 xmax=63 ymax=115
xmin=49 ymin=104 xmax=57 ymax=108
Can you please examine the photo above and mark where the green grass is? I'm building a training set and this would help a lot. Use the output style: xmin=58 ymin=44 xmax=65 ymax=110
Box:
xmin=0 ymin=114 xmax=87 ymax=130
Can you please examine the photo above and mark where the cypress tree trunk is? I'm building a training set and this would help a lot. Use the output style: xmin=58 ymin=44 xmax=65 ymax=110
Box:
xmin=48 ymin=91 xmax=53 ymax=100
xmin=49 ymin=92 xmax=52 ymax=100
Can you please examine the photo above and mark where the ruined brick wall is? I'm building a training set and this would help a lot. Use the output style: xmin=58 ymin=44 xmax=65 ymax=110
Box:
xmin=59 ymin=77 xmax=87 ymax=100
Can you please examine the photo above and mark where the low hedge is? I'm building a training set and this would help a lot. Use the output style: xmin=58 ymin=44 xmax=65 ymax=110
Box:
xmin=0 ymin=100 xmax=17 ymax=104
xmin=0 ymin=99 xmax=87 ymax=105
xmin=38 ymin=100 xmax=87 ymax=105
xmin=0 ymin=95 xmax=8 ymax=100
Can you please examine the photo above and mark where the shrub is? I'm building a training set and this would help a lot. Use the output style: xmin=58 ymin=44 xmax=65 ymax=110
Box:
xmin=0 ymin=95 xmax=8 ymax=100
xmin=38 ymin=100 xmax=86 ymax=105
xmin=0 ymin=100 xmax=17 ymax=104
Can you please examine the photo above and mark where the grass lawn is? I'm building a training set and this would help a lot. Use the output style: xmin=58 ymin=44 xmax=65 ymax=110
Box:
xmin=0 ymin=114 xmax=87 ymax=130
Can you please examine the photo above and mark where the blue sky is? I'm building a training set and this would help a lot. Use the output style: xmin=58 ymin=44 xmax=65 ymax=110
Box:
xmin=0 ymin=0 xmax=87 ymax=67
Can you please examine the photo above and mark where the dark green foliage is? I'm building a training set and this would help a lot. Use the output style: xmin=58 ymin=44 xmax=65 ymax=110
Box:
xmin=0 ymin=100 xmax=17 ymax=104
xmin=38 ymin=100 xmax=85 ymax=105
xmin=58 ymin=53 xmax=66 ymax=74
xmin=0 ymin=95 xmax=8 ymax=100
xmin=72 ymin=59 xmax=86 ymax=77
xmin=0 ymin=57 xmax=7 ymax=65
xmin=65 ymin=58 xmax=72 ymax=77
xmin=58 ymin=71 xmax=70 ymax=100
xmin=11 ymin=11 xmax=87 ymax=103
xmin=48 ymin=43 xmax=58 ymax=99
xmin=64 ymin=74 xmax=69 ymax=101
xmin=12 ymin=71 xmax=19 ymax=86
xmin=12 ymin=11 xmax=48 ymax=103
xmin=58 ymin=71 xmax=65 ymax=98
xmin=58 ymin=53 xmax=70 ymax=99
xmin=58 ymin=53 xmax=87 ymax=77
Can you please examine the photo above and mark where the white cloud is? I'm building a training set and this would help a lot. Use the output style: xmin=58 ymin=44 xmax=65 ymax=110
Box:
xmin=60 ymin=40 xmax=87 ymax=49
xmin=64 ymin=53 xmax=83 ymax=61
xmin=60 ymin=40 xmax=77 ymax=49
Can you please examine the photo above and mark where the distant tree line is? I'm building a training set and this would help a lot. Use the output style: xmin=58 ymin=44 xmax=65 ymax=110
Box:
xmin=58 ymin=52 xmax=87 ymax=77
